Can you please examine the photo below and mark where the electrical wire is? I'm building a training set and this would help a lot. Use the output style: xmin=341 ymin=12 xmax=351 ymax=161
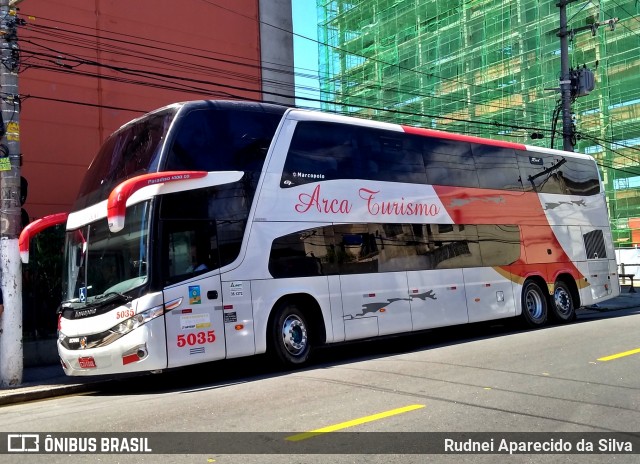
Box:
xmin=18 ymin=20 xmax=553 ymax=124
xmin=14 ymin=3 xmax=640 ymax=161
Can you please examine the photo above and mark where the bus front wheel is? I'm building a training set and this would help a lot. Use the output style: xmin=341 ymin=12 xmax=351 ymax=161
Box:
xmin=270 ymin=302 xmax=311 ymax=367
xmin=521 ymin=280 xmax=548 ymax=327
xmin=550 ymin=281 xmax=576 ymax=323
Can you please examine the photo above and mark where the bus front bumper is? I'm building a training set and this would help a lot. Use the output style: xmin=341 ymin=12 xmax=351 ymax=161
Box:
xmin=58 ymin=323 xmax=167 ymax=376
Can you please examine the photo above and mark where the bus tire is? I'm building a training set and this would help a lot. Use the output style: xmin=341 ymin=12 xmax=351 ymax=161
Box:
xmin=521 ymin=280 xmax=548 ymax=327
xmin=550 ymin=281 xmax=576 ymax=323
xmin=270 ymin=302 xmax=311 ymax=367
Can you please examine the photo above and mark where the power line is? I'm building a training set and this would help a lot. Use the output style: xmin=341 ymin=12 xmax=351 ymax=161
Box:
xmin=196 ymin=0 xmax=553 ymax=110
xmin=17 ymin=34 xmax=561 ymax=137
xmin=17 ymin=4 xmax=636 ymax=151
xmin=18 ymin=19 xmax=553 ymax=125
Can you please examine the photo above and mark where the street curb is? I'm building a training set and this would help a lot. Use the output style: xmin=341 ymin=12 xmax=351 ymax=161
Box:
xmin=580 ymin=304 xmax=640 ymax=312
xmin=0 ymin=379 xmax=115 ymax=407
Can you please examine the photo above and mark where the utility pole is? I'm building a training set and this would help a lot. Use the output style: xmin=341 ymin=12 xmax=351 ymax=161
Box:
xmin=0 ymin=0 xmax=22 ymax=387
xmin=557 ymin=0 xmax=618 ymax=152
xmin=558 ymin=0 xmax=575 ymax=152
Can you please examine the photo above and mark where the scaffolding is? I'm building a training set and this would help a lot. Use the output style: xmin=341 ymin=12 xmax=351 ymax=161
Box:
xmin=317 ymin=0 xmax=640 ymax=246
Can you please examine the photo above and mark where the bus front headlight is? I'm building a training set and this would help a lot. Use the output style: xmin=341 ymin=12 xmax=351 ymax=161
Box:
xmin=114 ymin=304 xmax=164 ymax=335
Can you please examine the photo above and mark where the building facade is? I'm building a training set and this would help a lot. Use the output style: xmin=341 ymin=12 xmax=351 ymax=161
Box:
xmin=20 ymin=0 xmax=293 ymax=220
xmin=317 ymin=0 xmax=640 ymax=246
xmin=11 ymin=0 xmax=294 ymax=349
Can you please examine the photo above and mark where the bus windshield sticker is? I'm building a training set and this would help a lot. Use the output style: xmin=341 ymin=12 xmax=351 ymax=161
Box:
xmin=529 ymin=157 xmax=543 ymax=165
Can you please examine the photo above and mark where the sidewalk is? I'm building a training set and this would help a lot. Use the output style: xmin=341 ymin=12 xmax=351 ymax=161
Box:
xmin=0 ymin=363 xmax=117 ymax=406
xmin=2 ymin=286 xmax=640 ymax=406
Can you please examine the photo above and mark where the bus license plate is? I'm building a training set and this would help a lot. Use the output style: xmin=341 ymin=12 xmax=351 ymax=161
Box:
xmin=78 ymin=357 xmax=96 ymax=369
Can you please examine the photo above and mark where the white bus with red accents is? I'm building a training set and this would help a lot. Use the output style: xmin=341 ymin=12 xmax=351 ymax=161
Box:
xmin=20 ymin=100 xmax=619 ymax=376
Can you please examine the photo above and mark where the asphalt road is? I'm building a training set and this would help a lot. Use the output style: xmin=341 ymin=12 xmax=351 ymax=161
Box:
xmin=1 ymin=308 xmax=639 ymax=464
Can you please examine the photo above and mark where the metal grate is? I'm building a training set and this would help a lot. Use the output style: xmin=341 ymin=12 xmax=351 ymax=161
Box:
xmin=583 ymin=229 xmax=607 ymax=260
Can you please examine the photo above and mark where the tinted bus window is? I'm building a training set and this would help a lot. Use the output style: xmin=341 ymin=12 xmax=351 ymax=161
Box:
xmin=75 ymin=109 xmax=175 ymax=210
xmin=560 ymin=157 xmax=600 ymax=195
xmin=423 ymin=138 xmax=480 ymax=188
xmin=333 ymin=224 xmax=379 ymax=274
xmin=424 ymin=224 xmax=482 ymax=269
xmin=269 ymin=223 xmax=522 ymax=278
xmin=268 ymin=227 xmax=337 ymax=278
xmin=477 ymin=224 xmax=521 ymax=266
xmin=516 ymin=150 xmax=599 ymax=195
xmin=282 ymin=122 xmax=359 ymax=187
xmin=361 ymin=129 xmax=426 ymax=184
xmin=472 ymin=145 xmax=523 ymax=191
xmin=166 ymin=108 xmax=282 ymax=174
xmin=160 ymin=183 xmax=250 ymax=279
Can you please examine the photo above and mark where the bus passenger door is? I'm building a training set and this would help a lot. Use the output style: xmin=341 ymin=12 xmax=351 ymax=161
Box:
xmin=161 ymin=223 xmax=226 ymax=368
xmin=164 ymin=275 xmax=226 ymax=368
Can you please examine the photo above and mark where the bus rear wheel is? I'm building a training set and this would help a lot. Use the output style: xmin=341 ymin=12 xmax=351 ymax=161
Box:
xmin=270 ymin=302 xmax=311 ymax=367
xmin=550 ymin=281 xmax=576 ymax=323
xmin=521 ymin=280 xmax=548 ymax=327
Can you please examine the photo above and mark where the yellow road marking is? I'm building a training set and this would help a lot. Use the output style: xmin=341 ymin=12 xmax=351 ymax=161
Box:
xmin=286 ymin=404 xmax=425 ymax=442
xmin=598 ymin=347 xmax=640 ymax=362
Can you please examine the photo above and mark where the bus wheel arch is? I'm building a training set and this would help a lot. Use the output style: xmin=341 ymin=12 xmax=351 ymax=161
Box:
xmin=267 ymin=294 xmax=326 ymax=367
xmin=550 ymin=275 xmax=579 ymax=323
xmin=520 ymin=277 xmax=548 ymax=328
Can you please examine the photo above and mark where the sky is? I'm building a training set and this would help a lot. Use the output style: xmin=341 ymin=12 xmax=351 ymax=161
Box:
xmin=291 ymin=0 xmax=321 ymax=108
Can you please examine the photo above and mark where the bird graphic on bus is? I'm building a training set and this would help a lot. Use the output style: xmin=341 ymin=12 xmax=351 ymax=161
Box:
xmin=345 ymin=290 xmax=438 ymax=319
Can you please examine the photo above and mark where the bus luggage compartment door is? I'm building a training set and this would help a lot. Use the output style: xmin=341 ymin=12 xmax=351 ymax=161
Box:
xmin=164 ymin=275 xmax=226 ymax=368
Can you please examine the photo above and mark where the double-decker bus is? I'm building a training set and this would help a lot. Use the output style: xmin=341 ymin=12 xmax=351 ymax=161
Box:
xmin=20 ymin=100 xmax=619 ymax=376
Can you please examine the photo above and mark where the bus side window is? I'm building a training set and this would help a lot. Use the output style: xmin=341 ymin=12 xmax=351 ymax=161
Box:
xmin=167 ymin=110 xmax=220 ymax=171
xmin=559 ymin=158 xmax=600 ymax=196
xmin=424 ymin=139 xmax=479 ymax=188
xmin=281 ymin=121 xmax=353 ymax=187
xmin=268 ymin=226 xmax=336 ymax=278
xmin=471 ymin=144 xmax=522 ymax=191
xmin=517 ymin=151 xmax=569 ymax=194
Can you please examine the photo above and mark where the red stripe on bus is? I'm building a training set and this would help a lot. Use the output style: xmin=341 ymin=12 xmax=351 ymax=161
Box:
xmin=401 ymin=125 xmax=527 ymax=150
xmin=432 ymin=185 xmax=584 ymax=285
xmin=107 ymin=171 xmax=208 ymax=233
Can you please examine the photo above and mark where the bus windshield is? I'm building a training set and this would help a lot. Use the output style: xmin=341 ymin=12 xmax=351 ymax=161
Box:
xmin=62 ymin=201 xmax=151 ymax=305
xmin=73 ymin=108 xmax=177 ymax=211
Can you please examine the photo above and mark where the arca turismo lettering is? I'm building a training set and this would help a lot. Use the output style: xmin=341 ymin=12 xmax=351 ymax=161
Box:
xmin=294 ymin=184 xmax=441 ymax=217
